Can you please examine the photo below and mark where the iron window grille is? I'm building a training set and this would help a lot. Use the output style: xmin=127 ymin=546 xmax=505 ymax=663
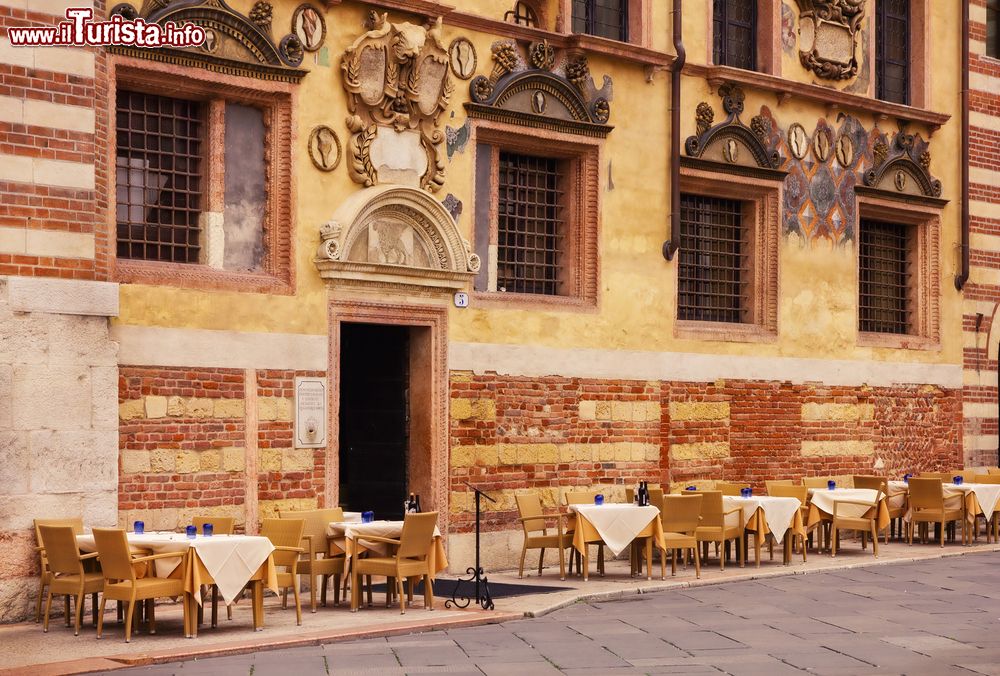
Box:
xmin=876 ymin=0 xmax=910 ymax=104
xmin=504 ymin=1 xmax=538 ymax=27
xmin=115 ymin=90 xmax=204 ymax=264
xmin=713 ymin=0 xmax=756 ymax=71
xmin=678 ymin=194 xmax=748 ymax=324
xmin=572 ymin=0 xmax=628 ymax=42
xmin=859 ymin=218 xmax=912 ymax=335
xmin=496 ymin=152 xmax=566 ymax=296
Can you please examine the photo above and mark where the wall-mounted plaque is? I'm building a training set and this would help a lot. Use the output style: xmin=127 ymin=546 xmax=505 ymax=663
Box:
xmin=295 ymin=376 xmax=327 ymax=448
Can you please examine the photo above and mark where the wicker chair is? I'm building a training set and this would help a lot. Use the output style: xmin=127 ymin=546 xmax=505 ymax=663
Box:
xmin=37 ymin=525 xmax=103 ymax=635
xmin=514 ymin=493 xmax=574 ymax=580
xmin=280 ymin=507 xmax=347 ymax=610
xmin=802 ymin=477 xmax=836 ymax=489
xmin=694 ymin=491 xmax=744 ymax=570
xmin=190 ymin=516 xmax=235 ymax=535
xmin=766 ymin=484 xmax=809 ymax=563
xmin=351 ymin=512 xmax=439 ymax=614
xmin=908 ymin=478 xmax=965 ymax=547
xmin=563 ymin=490 xmax=605 ymax=577
xmin=972 ymin=476 xmax=1000 ymax=542
xmin=764 ymin=480 xmax=793 ymax=493
xmin=716 ymin=482 xmax=750 ymax=497
xmin=260 ymin=518 xmax=306 ymax=625
xmin=660 ymin=495 xmax=702 ymax=579
xmin=92 ymin=528 xmax=188 ymax=642
xmin=829 ymin=487 xmax=883 ymax=558
xmin=33 ymin=517 xmax=84 ymax=624
xmin=852 ymin=475 xmax=904 ymax=543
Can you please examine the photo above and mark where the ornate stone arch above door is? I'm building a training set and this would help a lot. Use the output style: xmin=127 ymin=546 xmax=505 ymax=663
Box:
xmin=314 ymin=185 xmax=479 ymax=293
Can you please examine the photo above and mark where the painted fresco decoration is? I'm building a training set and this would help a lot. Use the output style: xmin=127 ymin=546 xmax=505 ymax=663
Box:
xmin=341 ymin=11 xmax=453 ymax=193
xmin=685 ymin=84 xmax=781 ymax=171
xmin=465 ymin=40 xmax=613 ymax=137
xmin=863 ymin=128 xmax=942 ymax=199
xmin=292 ymin=4 xmax=325 ymax=52
xmin=109 ymin=0 xmax=307 ymax=81
xmin=308 ymin=125 xmax=341 ymax=171
xmin=795 ymin=0 xmax=865 ymax=80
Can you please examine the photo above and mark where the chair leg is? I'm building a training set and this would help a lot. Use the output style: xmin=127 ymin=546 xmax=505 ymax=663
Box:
xmin=831 ymin=525 xmax=838 ymax=557
xmin=147 ymin=598 xmax=156 ymax=634
xmin=518 ymin=544 xmax=527 ymax=579
xmin=124 ymin=598 xmax=135 ymax=643
xmin=211 ymin=586 xmax=218 ymax=628
xmin=334 ymin=574 xmax=341 ymax=606
xmin=64 ymin=595 xmax=71 ymax=627
xmin=940 ymin=521 xmax=945 ymax=547
xmin=397 ymin=576 xmax=405 ymax=615
xmin=293 ymin=577 xmax=302 ymax=626
xmin=424 ymin=575 xmax=433 ymax=610
xmin=871 ymin=521 xmax=879 ymax=558
xmin=558 ymin=543 xmax=566 ymax=581
xmin=694 ymin=545 xmax=701 ymax=579
xmin=538 ymin=548 xmax=545 ymax=576
xmin=96 ymin=594 xmax=107 ymax=639
xmin=92 ymin=592 xmax=98 ymax=627
xmin=35 ymin=579 xmax=45 ymax=623
xmin=310 ymin=571 xmax=317 ymax=614
xmin=739 ymin=536 xmax=745 ymax=568
xmin=719 ymin=540 xmax=725 ymax=571
xmin=321 ymin=574 xmax=329 ymax=608
xmin=73 ymin=590 xmax=84 ymax=636
xmin=42 ymin=589 xmax=53 ymax=633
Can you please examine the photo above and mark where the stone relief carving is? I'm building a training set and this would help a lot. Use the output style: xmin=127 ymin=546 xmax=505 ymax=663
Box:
xmin=813 ymin=126 xmax=833 ymax=162
xmin=787 ymin=123 xmax=809 ymax=159
xmin=109 ymin=0 xmax=307 ymax=81
xmin=448 ymin=37 xmax=477 ymax=79
xmin=341 ymin=12 xmax=454 ymax=193
xmin=308 ymin=125 xmax=342 ymax=171
xmin=863 ymin=128 xmax=942 ymax=198
xmin=685 ymin=84 xmax=781 ymax=171
xmin=292 ymin=4 xmax=325 ymax=52
xmin=465 ymin=40 xmax=613 ymax=137
xmin=795 ymin=0 xmax=865 ymax=80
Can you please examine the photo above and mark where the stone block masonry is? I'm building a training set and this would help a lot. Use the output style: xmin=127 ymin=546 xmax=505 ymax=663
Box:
xmin=447 ymin=371 xmax=962 ymax=570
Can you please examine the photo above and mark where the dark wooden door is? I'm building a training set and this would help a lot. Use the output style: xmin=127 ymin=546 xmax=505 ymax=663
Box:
xmin=339 ymin=323 xmax=409 ymax=519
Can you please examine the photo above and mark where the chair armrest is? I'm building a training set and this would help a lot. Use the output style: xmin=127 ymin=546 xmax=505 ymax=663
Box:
xmin=80 ymin=552 xmax=99 ymax=561
xmin=354 ymin=535 xmax=401 ymax=546
xmin=131 ymin=551 xmax=185 ymax=563
xmin=722 ymin=507 xmax=742 ymax=516
xmin=273 ymin=546 xmax=305 ymax=554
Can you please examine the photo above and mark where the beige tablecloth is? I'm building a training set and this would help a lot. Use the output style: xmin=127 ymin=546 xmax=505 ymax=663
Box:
xmin=326 ymin=520 xmax=447 ymax=576
xmin=887 ymin=481 xmax=909 ymax=510
xmin=569 ymin=504 xmax=663 ymax=557
xmin=807 ymin=488 xmax=890 ymax=530
xmin=723 ymin=496 xmax=802 ymax=544
xmin=77 ymin=532 xmax=276 ymax=605
xmin=944 ymin=483 xmax=1000 ymax=522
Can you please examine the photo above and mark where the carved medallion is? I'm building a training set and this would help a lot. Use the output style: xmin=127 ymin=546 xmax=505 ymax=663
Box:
xmin=813 ymin=128 xmax=833 ymax=162
xmin=795 ymin=0 xmax=865 ymax=80
xmin=531 ymin=91 xmax=546 ymax=114
xmin=835 ymin=134 xmax=854 ymax=167
xmin=864 ymin=130 xmax=943 ymax=198
xmin=201 ymin=28 xmax=218 ymax=53
xmin=788 ymin=123 xmax=808 ymax=159
xmin=308 ymin=125 xmax=342 ymax=171
xmin=448 ymin=37 xmax=477 ymax=80
xmin=894 ymin=170 xmax=907 ymax=191
xmin=723 ymin=138 xmax=739 ymax=164
xmin=292 ymin=4 xmax=325 ymax=52
xmin=529 ymin=40 xmax=555 ymax=70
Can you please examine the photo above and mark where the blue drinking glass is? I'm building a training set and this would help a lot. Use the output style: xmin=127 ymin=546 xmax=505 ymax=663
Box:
xmin=186 ymin=525 xmax=197 ymax=539
xmin=953 ymin=476 xmax=963 ymax=485
xmin=903 ymin=473 xmax=912 ymax=483
xmin=827 ymin=480 xmax=836 ymax=491
xmin=133 ymin=520 xmax=144 ymax=535
xmin=202 ymin=523 xmax=213 ymax=537
xmin=685 ymin=486 xmax=697 ymax=491
xmin=741 ymin=487 xmax=751 ymax=498
xmin=594 ymin=494 xmax=604 ymax=506
xmin=362 ymin=510 xmax=374 ymax=524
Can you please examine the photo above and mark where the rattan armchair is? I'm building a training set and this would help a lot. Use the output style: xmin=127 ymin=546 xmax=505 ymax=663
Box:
xmin=853 ymin=476 xmax=903 ymax=543
xmin=92 ymin=528 xmax=188 ymax=642
xmin=764 ymin=480 xmax=793 ymax=493
xmin=33 ymin=517 xmax=84 ymax=624
xmin=280 ymin=507 xmax=347 ymax=610
xmin=190 ymin=516 xmax=235 ymax=535
xmin=37 ymin=525 xmax=102 ymax=635
xmin=694 ymin=491 xmax=744 ymax=570
xmin=767 ymin=484 xmax=809 ymax=563
xmin=351 ymin=512 xmax=439 ymax=614
xmin=515 ymin=493 xmax=574 ymax=580
xmin=260 ymin=518 xmax=306 ymax=625
xmin=829 ymin=488 xmax=882 ymax=558
xmin=660 ymin=495 xmax=702 ymax=579
xmin=908 ymin=478 xmax=966 ymax=547
xmin=801 ymin=477 xmax=836 ymax=489
xmin=716 ymin=482 xmax=750 ymax=497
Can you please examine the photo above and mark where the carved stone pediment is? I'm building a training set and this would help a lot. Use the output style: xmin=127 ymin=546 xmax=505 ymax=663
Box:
xmin=341 ymin=12 xmax=453 ymax=193
xmin=684 ymin=84 xmax=784 ymax=179
xmin=795 ymin=0 xmax=865 ymax=80
xmin=109 ymin=0 xmax=307 ymax=82
xmin=861 ymin=130 xmax=944 ymax=203
xmin=464 ymin=40 xmax=613 ymax=138
xmin=315 ymin=186 xmax=477 ymax=293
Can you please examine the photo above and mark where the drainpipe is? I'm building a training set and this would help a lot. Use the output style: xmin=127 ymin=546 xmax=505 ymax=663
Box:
xmin=662 ymin=0 xmax=684 ymax=261
xmin=955 ymin=0 xmax=970 ymax=290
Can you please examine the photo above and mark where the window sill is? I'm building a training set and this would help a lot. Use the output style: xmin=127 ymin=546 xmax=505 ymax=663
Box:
xmin=674 ymin=320 xmax=777 ymax=344
xmin=683 ymin=64 xmax=950 ymax=131
xmin=471 ymin=290 xmax=597 ymax=312
xmin=857 ymin=331 xmax=940 ymax=351
xmin=115 ymin=259 xmax=293 ymax=295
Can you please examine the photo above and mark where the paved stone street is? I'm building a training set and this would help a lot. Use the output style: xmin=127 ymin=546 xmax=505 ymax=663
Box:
xmin=107 ymin=552 xmax=1000 ymax=675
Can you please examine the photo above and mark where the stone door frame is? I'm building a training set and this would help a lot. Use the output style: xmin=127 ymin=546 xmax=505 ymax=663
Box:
xmin=326 ymin=298 xmax=450 ymax=534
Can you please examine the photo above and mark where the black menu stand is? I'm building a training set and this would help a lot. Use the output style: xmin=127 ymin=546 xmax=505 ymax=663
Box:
xmin=445 ymin=481 xmax=495 ymax=611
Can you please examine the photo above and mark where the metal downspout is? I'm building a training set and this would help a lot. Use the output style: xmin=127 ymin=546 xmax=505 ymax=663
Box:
xmin=662 ymin=0 xmax=684 ymax=261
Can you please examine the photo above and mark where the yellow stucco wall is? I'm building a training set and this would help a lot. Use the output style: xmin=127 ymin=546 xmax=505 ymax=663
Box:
xmin=115 ymin=0 xmax=963 ymax=370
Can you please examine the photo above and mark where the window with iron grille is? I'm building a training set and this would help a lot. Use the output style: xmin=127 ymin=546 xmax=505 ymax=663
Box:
xmin=859 ymin=219 xmax=912 ymax=335
xmin=988 ymin=1 xmax=1000 ymax=59
xmin=504 ymin=1 xmax=538 ymax=27
xmin=713 ymin=0 xmax=756 ymax=71
xmin=876 ymin=0 xmax=910 ymax=104
xmin=496 ymin=152 xmax=565 ymax=296
xmin=116 ymin=90 xmax=204 ymax=264
xmin=678 ymin=194 xmax=748 ymax=323
xmin=572 ymin=0 xmax=628 ymax=42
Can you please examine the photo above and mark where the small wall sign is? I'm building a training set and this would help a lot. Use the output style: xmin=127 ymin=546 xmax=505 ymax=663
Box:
xmin=454 ymin=291 xmax=469 ymax=308
xmin=294 ymin=376 xmax=327 ymax=448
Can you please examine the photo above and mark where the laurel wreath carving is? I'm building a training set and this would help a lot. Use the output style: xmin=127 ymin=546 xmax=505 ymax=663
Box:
xmin=349 ymin=124 xmax=378 ymax=187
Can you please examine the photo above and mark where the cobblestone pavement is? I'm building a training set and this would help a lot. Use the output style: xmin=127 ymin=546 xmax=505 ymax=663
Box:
xmin=108 ymin=551 xmax=1000 ymax=675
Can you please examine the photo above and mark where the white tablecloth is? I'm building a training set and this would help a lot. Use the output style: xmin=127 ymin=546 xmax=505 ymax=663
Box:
xmin=567 ymin=504 xmax=660 ymax=556
xmin=77 ymin=532 xmax=274 ymax=604
xmin=945 ymin=483 xmax=1000 ymax=519
xmin=723 ymin=496 xmax=801 ymax=544
xmin=808 ymin=488 xmax=880 ymax=519
xmin=326 ymin=520 xmax=441 ymax=558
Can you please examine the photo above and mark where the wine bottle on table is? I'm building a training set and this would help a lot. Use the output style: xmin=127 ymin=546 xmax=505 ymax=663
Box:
xmin=414 ymin=494 xmax=422 ymax=513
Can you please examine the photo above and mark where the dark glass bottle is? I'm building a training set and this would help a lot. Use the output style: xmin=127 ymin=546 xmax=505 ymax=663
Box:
xmin=414 ymin=494 xmax=422 ymax=513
